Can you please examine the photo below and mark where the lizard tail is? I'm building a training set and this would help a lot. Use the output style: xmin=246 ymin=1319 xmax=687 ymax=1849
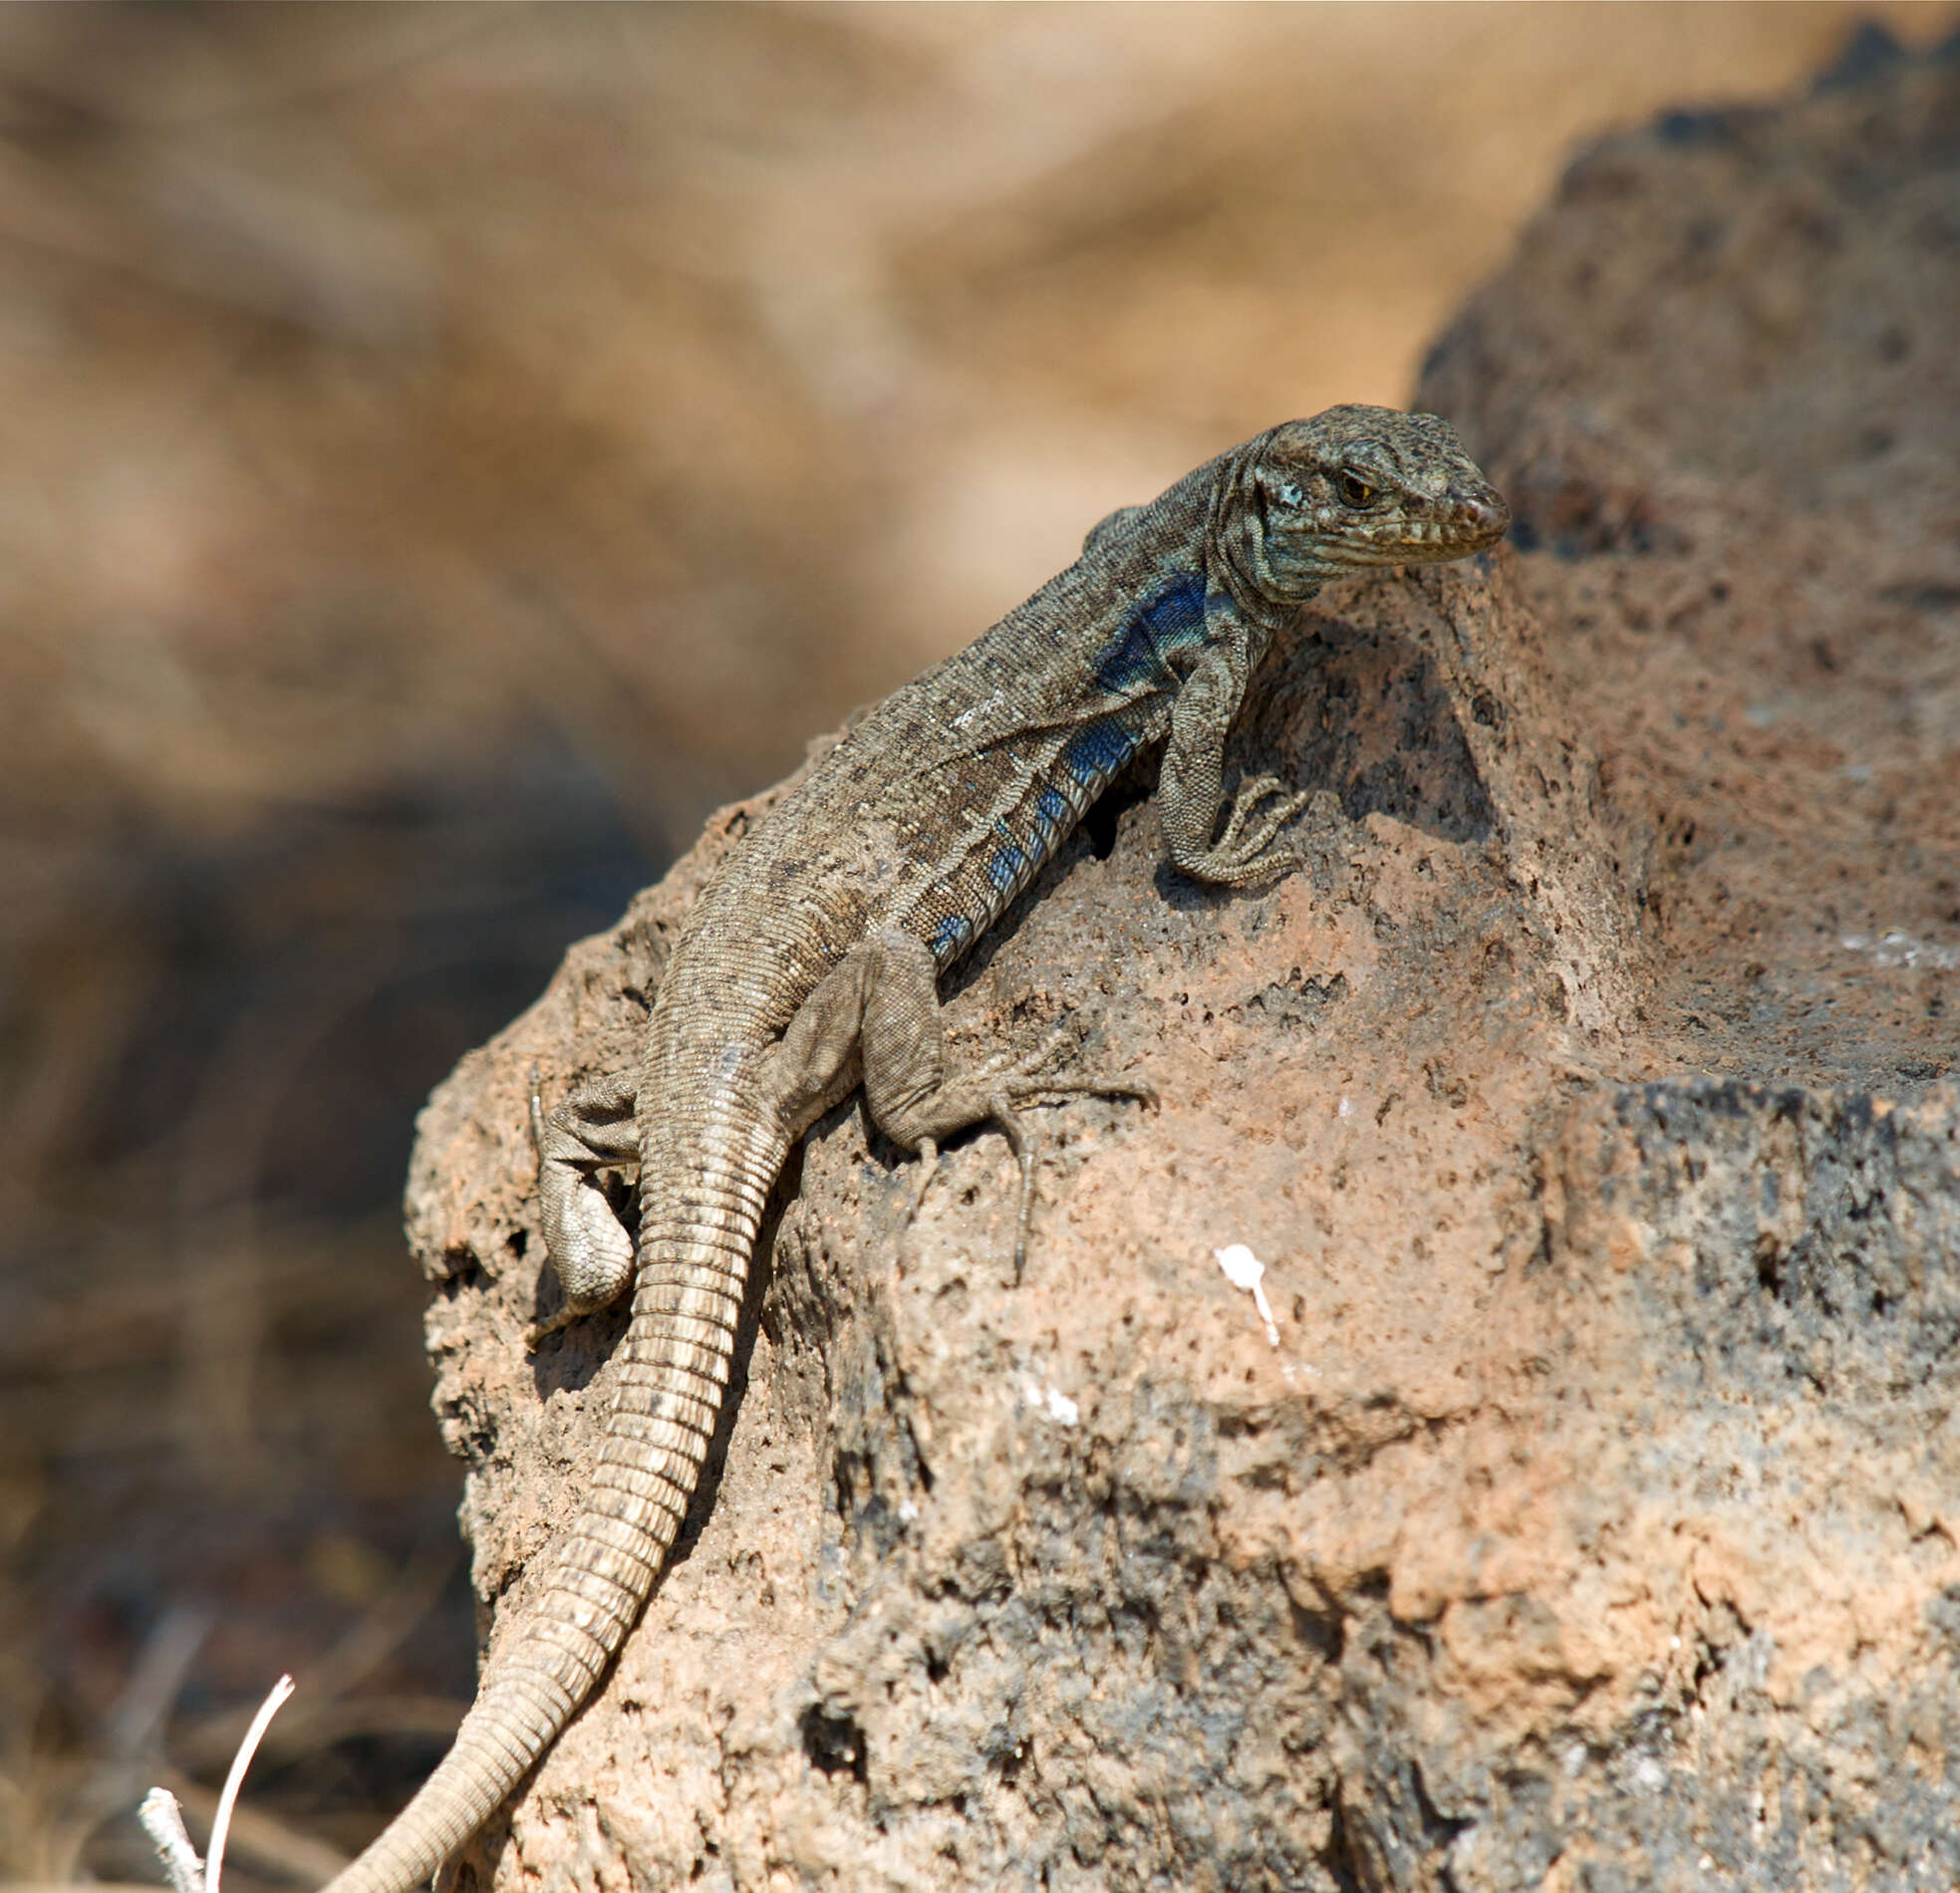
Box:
xmin=320 ymin=1127 xmax=781 ymax=1893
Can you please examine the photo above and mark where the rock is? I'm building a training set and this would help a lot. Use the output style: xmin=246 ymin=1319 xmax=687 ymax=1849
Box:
xmin=403 ymin=41 xmax=1960 ymax=1893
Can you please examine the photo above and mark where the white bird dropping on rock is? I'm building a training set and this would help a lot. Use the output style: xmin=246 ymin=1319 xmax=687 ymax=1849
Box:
xmin=1215 ymin=1243 xmax=1280 ymax=1346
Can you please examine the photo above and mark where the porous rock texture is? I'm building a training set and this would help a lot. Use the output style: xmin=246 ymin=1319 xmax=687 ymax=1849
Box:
xmin=402 ymin=42 xmax=1960 ymax=1893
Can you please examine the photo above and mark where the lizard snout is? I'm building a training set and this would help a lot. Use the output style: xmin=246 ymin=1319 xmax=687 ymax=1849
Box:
xmin=1458 ymin=488 xmax=1511 ymax=543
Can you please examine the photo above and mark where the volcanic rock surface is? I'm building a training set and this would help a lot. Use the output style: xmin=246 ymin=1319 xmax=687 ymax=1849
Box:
xmin=404 ymin=43 xmax=1960 ymax=1893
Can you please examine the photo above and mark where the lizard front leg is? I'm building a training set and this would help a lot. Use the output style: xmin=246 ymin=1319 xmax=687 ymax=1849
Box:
xmin=759 ymin=930 xmax=1149 ymax=1273
xmin=1157 ymin=629 xmax=1305 ymax=888
xmin=530 ymin=1068 xmax=640 ymax=1338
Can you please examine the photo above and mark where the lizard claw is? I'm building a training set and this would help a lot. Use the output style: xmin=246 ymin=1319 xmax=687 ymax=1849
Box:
xmin=528 ymin=1303 xmax=585 ymax=1347
xmin=1213 ymin=774 xmax=1309 ymax=866
xmin=998 ymin=1027 xmax=1154 ymax=1114
xmin=1167 ymin=773 xmax=1309 ymax=887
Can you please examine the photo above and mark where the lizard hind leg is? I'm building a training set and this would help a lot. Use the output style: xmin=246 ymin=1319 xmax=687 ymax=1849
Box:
xmin=842 ymin=932 xmax=1152 ymax=1278
xmin=530 ymin=1067 xmax=641 ymax=1341
xmin=757 ymin=930 xmax=1150 ymax=1277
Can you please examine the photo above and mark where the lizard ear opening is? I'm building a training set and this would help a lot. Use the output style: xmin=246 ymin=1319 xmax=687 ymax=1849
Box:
xmin=1243 ymin=468 xmax=1274 ymax=574
xmin=1254 ymin=465 xmax=1307 ymax=512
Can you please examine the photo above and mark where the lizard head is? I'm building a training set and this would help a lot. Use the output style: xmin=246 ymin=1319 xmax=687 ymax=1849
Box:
xmin=1230 ymin=405 xmax=1510 ymax=604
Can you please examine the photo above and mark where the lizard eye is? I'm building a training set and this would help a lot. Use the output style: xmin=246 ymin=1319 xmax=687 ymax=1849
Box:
xmin=1337 ymin=469 xmax=1378 ymax=508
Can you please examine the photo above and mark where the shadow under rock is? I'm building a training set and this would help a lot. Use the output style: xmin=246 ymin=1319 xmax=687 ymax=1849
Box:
xmin=1251 ymin=606 xmax=1497 ymax=847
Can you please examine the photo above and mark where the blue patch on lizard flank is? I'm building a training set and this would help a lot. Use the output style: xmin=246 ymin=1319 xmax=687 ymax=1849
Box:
xmin=1062 ymin=717 xmax=1139 ymax=787
xmin=986 ymin=839 xmax=1028 ymax=893
xmin=1028 ymin=785 xmax=1070 ymax=852
xmin=930 ymin=914 xmax=972 ymax=957
xmin=1091 ymin=573 xmax=1208 ymax=692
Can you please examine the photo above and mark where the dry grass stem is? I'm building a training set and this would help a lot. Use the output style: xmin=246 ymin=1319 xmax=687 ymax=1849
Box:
xmin=141 ymin=1674 xmax=294 ymax=1893
xmin=135 ymin=1788 xmax=200 ymax=1893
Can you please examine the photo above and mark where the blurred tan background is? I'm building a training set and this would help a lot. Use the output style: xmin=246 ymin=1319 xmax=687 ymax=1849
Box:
xmin=2 ymin=6 xmax=1954 ymax=1885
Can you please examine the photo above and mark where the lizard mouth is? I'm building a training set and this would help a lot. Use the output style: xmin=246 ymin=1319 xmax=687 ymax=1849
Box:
xmin=1355 ymin=488 xmax=1511 ymax=561
xmin=1418 ymin=488 xmax=1511 ymax=552
xmin=1258 ymin=487 xmax=1512 ymax=596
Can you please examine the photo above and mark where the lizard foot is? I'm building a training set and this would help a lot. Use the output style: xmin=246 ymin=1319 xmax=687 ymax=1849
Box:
xmin=1219 ymin=772 xmax=1308 ymax=845
xmin=1212 ymin=774 xmax=1309 ymax=878
xmin=901 ymin=1040 xmax=1154 ymax=1282
xmin=528 ymin=1062 xmax=640 ymax=1348
xmin=1167 ymin=773 xmax=1309 ymax=887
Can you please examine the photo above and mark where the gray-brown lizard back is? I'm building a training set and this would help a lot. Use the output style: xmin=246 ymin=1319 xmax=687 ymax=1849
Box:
xmin=320 ymin=406 xmax=1508 ymax=1893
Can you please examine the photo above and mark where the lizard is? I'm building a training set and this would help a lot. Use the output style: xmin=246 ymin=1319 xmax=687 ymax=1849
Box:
xmin=318 ymin=405 xmax=1509 ymax=1893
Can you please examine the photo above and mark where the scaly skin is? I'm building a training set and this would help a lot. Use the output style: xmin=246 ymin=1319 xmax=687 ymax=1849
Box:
xmin=320 ymin=406 xmax=1507 ymax=1893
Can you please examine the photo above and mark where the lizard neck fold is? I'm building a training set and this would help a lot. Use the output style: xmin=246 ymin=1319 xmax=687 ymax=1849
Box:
xmin=1204 ymin=434 xmax=1318 ymax=638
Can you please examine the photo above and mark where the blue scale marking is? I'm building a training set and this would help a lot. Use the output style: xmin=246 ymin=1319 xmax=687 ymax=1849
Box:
xmin=1026 ymin=785 xmax=1066 ymax=854
xmin=1091 ymin=573 xmax=1208 ymax=692
xmin=935 ymin=627 xmax=1175 ymax=957
xmin=986 ymin=833 xmax=1028 ymax=893
xmin=1062 ymin=717 xmax=1139 ymax=787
